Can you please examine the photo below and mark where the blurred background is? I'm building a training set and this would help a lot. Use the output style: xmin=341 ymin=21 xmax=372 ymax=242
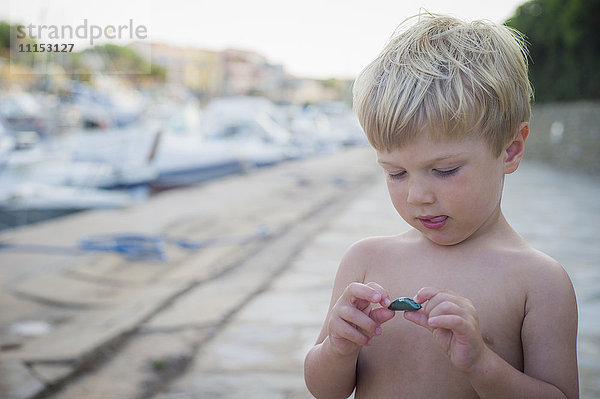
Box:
xmin=0 ymin=0 xmax=598 ymax=398
xmin=0 ymin=0 xmax=597 ymax=228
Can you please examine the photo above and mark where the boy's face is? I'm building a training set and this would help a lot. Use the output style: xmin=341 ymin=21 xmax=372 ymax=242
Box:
xmin=377 ymin=132 xmax=506 ymax=246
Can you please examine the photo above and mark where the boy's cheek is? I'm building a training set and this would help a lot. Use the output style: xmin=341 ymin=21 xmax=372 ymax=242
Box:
xmin=387 ymin=191 xmax=409 ymax=217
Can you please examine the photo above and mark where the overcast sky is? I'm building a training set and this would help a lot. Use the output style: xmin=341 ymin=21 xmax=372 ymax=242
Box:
xmin=3 ymin=0 xmax=527 ymax=79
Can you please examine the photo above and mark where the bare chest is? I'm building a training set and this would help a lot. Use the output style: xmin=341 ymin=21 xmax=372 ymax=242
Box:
xmin=357 ymin=257 xmax=526 ymax=397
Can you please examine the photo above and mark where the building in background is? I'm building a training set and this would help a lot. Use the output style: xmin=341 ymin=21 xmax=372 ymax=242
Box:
xmin=134 ymin=42 xmax=350 ymax=105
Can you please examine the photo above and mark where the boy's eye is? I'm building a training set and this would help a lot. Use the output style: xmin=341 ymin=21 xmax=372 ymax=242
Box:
xmin=388 ymin=170 xmax=407 ymax=180
xmin=434 ymin=167 xmax=460 ymax=177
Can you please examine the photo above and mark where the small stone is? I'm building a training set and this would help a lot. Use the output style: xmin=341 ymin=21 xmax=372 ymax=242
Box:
xmin=388 ymin=297 xmax=421 ymax=311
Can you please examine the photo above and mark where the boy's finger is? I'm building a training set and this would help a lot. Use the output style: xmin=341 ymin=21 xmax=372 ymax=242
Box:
xmin=427 ymin=300 xmax=465 ymax=319
xmin=420 ymin=291 xmax=475 ymax=321
xmin=415 ymin=287 xmax=465 ymax=315
xmin=428 ymin=315 xmax=468 ymax=333
xmin=365 ymin=282 xmax=392 ymax=307
xmin=413 ymin=286 xmax=446 ymax=303
xmin=403 ymin=309 xmax=433 ymax=332
xmin=330 ymin=319 xmax=370 ymax=347
xmin=370 ymin=307 xmax=395 ymax=324
xmin=345 ymin=282 xmax=383 ymax=304
xmin=338 ymin=305 xmax=380 ymax=337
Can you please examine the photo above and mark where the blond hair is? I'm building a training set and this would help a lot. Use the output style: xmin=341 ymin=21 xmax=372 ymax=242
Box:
xmin=353 ymin=13 xmax=533 ymax=156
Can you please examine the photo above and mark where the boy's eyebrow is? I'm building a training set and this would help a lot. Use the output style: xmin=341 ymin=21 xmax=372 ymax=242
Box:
xmin=377 ymin=154 xmax=463 ymax=166
xmin=377 ymin=159 xmax=399 ymax=167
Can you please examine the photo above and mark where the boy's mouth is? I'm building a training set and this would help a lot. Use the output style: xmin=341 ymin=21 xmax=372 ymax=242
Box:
xmin=418 ymin=215 xmax=448 ymax=230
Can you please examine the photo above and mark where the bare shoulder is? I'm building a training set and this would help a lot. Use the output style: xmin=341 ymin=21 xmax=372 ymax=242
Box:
xmin=525 ymin=249 xmax=577 ymax=324
xmin=514 ymin=245 xmax=574 ymax=295
xmin=486 ymin=238 xmax=576 ymax=317
xmin=340 ymin=233 xmax=412 ymax=272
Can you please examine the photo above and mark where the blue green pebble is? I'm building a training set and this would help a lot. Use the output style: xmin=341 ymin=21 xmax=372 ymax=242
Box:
xmin=388 ymin=297 xmax=421 ymax=311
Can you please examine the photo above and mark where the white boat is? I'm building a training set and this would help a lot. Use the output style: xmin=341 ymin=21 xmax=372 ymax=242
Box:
xmin=144 ymin=99 xmax=245 ymax=189
xmin=0 ymin=182 xmax=135 ymax=230
xmin=0 ymin=182 xmax=134 ymax=211
xmin=150 ymin=130 xmax=244 ymax=189
xmin=286 ymin=104 xmax=341 ymax=156
xmin=202 ymin=96 xmax=299 ymax=166
xmin=0 ymin=91 xmax=50 ymax=135
xmin=0 ymin=120 xmax=16 ymax=158
xmin=315 ymin=101 xmax=367 ymax=147
xmin=286 ymin=102 xmax=367 ymax=154
xmin=62 ymin=80 xmax=147 ymax=129
xmin=0 ymin=125 xmax=152 ymax=229
xmin=66 ymin=121 xmax=159 ymax=189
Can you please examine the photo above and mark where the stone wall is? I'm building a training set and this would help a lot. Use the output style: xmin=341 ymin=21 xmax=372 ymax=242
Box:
xmin=525 ymin=101 xmax=600 ymax=175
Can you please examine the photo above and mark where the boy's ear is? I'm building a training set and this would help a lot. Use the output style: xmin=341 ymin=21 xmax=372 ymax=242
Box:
xmin=504 ymin=122 xmax=529 ymax=174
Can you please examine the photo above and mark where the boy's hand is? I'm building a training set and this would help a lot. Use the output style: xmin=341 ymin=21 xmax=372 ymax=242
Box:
xmin=404 ymin=287 xmax=488 ymax=374
xmin=327 ymin=282 xmax=395 ymax=356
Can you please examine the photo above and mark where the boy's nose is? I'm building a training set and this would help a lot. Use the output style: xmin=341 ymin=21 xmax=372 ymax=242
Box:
xmin=406 ymin=181 xmax=435 ymax=205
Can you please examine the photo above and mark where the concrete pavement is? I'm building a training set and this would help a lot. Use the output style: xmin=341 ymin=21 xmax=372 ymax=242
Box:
xmin=0 ymin=146 xmax=598 ymax=398
xmin=0 ymin=147 xmax=381 ymax=399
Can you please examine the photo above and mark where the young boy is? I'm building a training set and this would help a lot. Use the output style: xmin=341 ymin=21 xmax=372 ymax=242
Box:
xmin=304 ymin=14 xmax=578 ymax=399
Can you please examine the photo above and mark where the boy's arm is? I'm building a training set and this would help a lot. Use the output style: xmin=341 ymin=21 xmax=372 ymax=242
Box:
xmin=304 ymin=336 xmax=361 ymax=399
xmin=304 ymin=240 xmax=394 ymax=399
xmin=305 ymin=295 xmax=393 ymax=398
xmin=467 ymin=261 xmax=578 ymax=398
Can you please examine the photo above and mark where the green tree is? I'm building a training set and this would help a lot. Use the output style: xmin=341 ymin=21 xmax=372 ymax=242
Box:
xmin=505 ymin=0 xmax=600 ymax=102
xmin=0 ymin=21 xmax=10 ymax=51
xmin=81 ymin=44 xmax=165 ymax=80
